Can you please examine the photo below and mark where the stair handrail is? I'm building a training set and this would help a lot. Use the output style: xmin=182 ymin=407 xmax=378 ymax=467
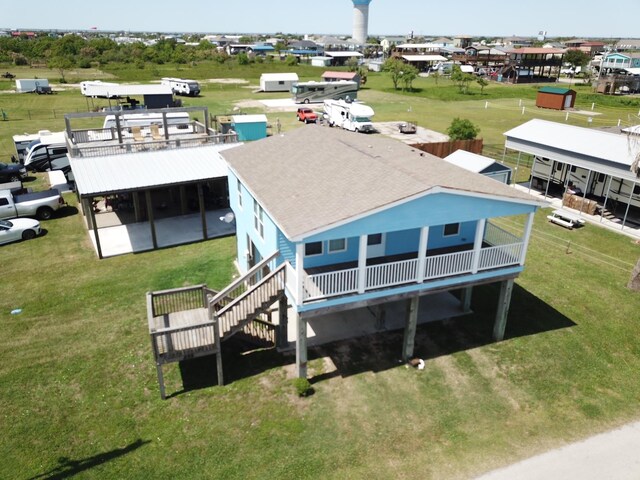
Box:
xmin=208 ymin=250 xmax=280 ymax=307
xmin=215 ymin=262 xmax=287 ymax=318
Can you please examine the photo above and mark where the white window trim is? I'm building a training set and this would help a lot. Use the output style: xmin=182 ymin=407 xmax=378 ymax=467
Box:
xmin=237 ymin=179 xmax=243 ymax=209
xmin=304 ymin=241 xmax=324 ymax=257
xmin=443 ymin=223 xmax=460 ymax=237
xmin=328 ymin=238 xmax=347 ymax=254
xmin=254 ymin=201 xmax=264 ymax=239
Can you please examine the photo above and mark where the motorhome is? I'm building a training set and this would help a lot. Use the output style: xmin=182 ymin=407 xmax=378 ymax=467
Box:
xmin=160 ymin=78 xmax=200 ymax=96
xmin=23 ymin=132 xmax=68 ymax=172
xmin=323 ymin=99 xmax=375 ymax=133
xmin=530 ymin=156 xmax=640 ymax=209
xmin=13 ymin=130 xmax=59 ymax=163
xmin=291 ymin=81 xmax=358 ymax=104
xmin=102 ymin=111 xmax=191 ymax=130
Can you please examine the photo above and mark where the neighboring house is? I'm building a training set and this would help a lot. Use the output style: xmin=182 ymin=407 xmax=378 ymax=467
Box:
xmin=64 ymin=107 xmax=239 ymax=258
xmin=500 ymin=48 xmax=565 ymax=83
xmin=443 ymin=150 xmax=512 ymax=184
xmin=453 ymin=35 xmax=473 ymax=49
xmin=504 ymin=119 xmax=640 ymax=232
xmin=615 ymin=39 xmax=640 ymax=51
xmin=599 ymin=52 xmax=640 ymax=72
xmin=216 ymin=126 xmax=543 ymax=380
xmin=597 ymin=52 xmax=640 ymax=94
xmin=322 ymin=70 xmax=361 ymax=87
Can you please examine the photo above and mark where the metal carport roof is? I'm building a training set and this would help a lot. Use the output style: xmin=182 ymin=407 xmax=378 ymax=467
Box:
xmin=70 ymin=144 xmax=239 ymax=197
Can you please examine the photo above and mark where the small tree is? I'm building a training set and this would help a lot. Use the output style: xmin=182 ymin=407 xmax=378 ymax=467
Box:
xmin=431 ymin=71 xmax=441 ymax=85
xmin=476 ymin=76 xmax=489 ymax=94
xmin=447 ymin=118 xmax=480 ymax=140
xmin=382 ymin=57 xmax=405 ymax=90
xmin=48 ymin=56 xmax=74 ymax=83
xmin=400 ymin=64 xmax=419 ymax=92
xmin=564 ymin=50 xmax=590 ymax=75
xmin=236 ymin=52 xmax=250 ymax=65
xmin=451 ymin=65 xmax=474 ymax=94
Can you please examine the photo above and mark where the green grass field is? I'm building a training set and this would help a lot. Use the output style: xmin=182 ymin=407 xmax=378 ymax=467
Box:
xmin=1 ymin=61 xmax=640 ymax=479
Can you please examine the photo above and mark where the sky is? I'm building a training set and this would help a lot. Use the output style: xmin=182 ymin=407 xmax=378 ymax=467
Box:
xmin=1 ymin=0 xmax=638 ymax=39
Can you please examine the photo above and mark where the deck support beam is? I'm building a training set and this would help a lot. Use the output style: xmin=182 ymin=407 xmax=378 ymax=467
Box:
xmin=213 ymin=318 xmax=224 ymax=386
xmin=198 ymin=183 xmax=207 ymax=240
xmin=146 ymin=190 xmax=158 ymax=250
xmin=416 ymin=226 xmax=429 ymax=283
xmin=375 ymin=304 xmax=386 ymax=330
xmin=277 ymin=296 xmax=289 ymax=350
xmin=460 ymin=286 xmax=473 ymax=313
xmin=402 ymin=296 xmax=419 ymax=362
xmin=471 ymin=218 xmax=486 ymax=274
xmin=295 ymin=310 xmax=307 ymax=378
xmin=493 ymin=279 xmax=514 ymax=341
xmin=156 ymin=363 xmax=166 ymax=400
xmin=520 ymin=212 xmax=535 ymax=265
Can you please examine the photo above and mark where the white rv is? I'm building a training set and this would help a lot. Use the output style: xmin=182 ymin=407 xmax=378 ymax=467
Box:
xmin=530 ymin=156 xmax=640 ymax=209
xmin=102 ymin=111 xmax=191 ymax=129
xmin=323 ymin=99 xmax=375 ymax=133
xmin=23 ymin=132 xmax=68 ymax=172
xmin=13 ymin=130 xmax=57 ymax=163
xmin=160 ymin=78 xmax=200 ymax=96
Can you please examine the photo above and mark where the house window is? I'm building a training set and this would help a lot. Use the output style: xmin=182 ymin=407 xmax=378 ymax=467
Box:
xmin=253 ymin=200 xmax=264 ymax=239
xmin=367 ymin=233 xmax=383 ymax=246
xmin=237 ymin=179 xmax=243 ymax=208
xmin=305 ymin=241 xmax=323 ymax=256
xmin=634 ymin=185 xmax=640 ymax=195
xmin=443 ymin=223 xmax=460 ymax=236
xmin=328 ymin=238 xmax=347 ymax=253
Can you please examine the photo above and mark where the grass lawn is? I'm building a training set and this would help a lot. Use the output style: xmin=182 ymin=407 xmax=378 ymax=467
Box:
xmin=1 ymin=61 xmax=640 ymax=478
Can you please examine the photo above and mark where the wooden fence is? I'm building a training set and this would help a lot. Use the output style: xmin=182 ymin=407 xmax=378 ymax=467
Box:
xmin=410 ymin=139 xmax=484 ymax=158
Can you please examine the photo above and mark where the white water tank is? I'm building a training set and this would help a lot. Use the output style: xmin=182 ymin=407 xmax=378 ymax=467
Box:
xmin=352 ymin=0 xmax=372 ymax=45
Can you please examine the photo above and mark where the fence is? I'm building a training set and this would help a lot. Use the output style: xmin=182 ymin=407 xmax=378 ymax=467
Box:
xmin=411 ymin=139 xmax=484 ymax=158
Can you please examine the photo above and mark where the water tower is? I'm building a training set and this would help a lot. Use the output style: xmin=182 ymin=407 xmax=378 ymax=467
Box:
xmin=352 ymin=0 xmax=372 ymax=45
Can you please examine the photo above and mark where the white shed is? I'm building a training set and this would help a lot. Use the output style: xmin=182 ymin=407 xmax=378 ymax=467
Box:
xmin=311 ymin=56 xmax=333 ymax=67
xmin=259 ymin=73 xmax=299 ymax=92
xmin=443 ymin=150 xmax=512 ymax=184
xmin=16 ymin=78 xmax=50 ymax=93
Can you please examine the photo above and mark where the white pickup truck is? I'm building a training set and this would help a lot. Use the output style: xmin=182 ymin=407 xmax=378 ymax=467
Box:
xmin=0 ymin=187 xmax=64 ymax=220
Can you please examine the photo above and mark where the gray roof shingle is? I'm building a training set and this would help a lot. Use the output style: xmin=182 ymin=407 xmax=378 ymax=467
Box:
xmin=222 ymin=126 xmax=540 ymax=240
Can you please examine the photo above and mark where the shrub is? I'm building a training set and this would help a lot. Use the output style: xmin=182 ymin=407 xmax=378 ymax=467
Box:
xmin=292 ymin=378 xmax=314 ymax=397
xmin=446 ymin=117 xmax=480 ymax=140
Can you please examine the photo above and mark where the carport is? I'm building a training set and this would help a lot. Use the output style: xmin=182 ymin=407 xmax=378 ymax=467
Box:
xmin=70 ymin=144 xmax=239 ymax=258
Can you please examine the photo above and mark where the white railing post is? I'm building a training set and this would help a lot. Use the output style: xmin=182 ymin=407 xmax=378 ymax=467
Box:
xmin=520 ymin=212 xmax=535 ymax=265
xmin=296 ymin=243 xmax=304 ymax=303
xmin=472 ymin=218 xmax=486 ymax=274
xmin=416 ymin=226 xmax=429 ymax=283
xmin=358 ymin=235 xmax=367 ymax=294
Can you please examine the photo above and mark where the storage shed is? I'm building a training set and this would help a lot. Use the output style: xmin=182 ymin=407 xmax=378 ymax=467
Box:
xmin=230 ymin=114 xmax=268 ymax=141
xmin=15 ymin=78 xmax=50 ymax=93
xmin=259 ymin=73 xmax=299 ymax=92
xmin=536 ymin=87 xmax=576 ymax=110
xmin=443 ymin=149 xmax=512 ymax=184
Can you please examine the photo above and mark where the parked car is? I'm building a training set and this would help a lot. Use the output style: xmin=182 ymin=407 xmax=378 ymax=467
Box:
xmin=297 ymin=107 xmax=318 ymax=124
xmin=399 ymin=122 xmax=417 ymax=134
xmin=0 ymin=218 xmax=41 ymax=245
xmin=0 ymin=188 xmax=64 ymax=220
xmin=0 ymin=162 xmax=26 ymax=183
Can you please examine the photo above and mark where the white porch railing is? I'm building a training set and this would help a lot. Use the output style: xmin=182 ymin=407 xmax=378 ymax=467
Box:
xmin=484 ymin=221 xmax=521 ymax=247
xmin=424 ymin=250 xmax=474 ymax=280
xmin=478 ymin=243 xmax=523 ymax=271
xmin=302 ymin=243 xmax=523 ymax=302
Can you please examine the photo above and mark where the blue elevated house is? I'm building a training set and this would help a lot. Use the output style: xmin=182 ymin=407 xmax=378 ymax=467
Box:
xmin=146 ymin=126 xmax=544 ymax=397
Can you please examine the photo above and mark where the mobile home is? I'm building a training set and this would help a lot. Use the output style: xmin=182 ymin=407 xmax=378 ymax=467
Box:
xmin=259 ymin=73 xmax=299 ymax=92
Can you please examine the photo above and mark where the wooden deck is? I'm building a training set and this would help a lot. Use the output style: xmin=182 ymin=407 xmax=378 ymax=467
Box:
xmin=151 ymin=308 xmax=218 ymax=363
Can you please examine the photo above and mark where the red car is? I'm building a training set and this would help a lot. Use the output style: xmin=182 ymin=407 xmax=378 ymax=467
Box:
xmin=297 ymin=107 xmax=317 ymax=124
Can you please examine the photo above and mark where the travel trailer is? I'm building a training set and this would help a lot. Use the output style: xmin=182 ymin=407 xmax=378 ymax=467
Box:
xmin=160 ymin=77 xmax=200 ymax=96
xmin=23 ymin=132 xmax=68 ymax=172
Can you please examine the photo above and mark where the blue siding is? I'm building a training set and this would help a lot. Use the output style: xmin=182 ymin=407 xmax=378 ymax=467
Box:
xmin=428 ymin=221 xmax=476 ymax=250
xmin=303 ymin=236 xmax=359 ymax=268
xmin=305 ymin=192 xmax=535 ymax=242
xmin=385 ymin=229 xmax=420 ymax=256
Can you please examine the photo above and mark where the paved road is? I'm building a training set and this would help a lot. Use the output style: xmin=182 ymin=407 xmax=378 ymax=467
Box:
xmin=475 ymin=421 xmax=640 ymax=480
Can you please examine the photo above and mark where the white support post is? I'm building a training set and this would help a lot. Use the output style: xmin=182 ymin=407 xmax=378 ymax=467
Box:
xmin=471 ymin=218 xmax=486 ymax=274
xmin=295 ymin=311 xmax=307 ymax=379
xmin=493 ymin=279 xmax=514 ymax=341
xmin=358 ymin=234 xmax=367 ymax=294
xmin=416 ymin=226 xmax=429 ymax=283
xmin=519 ymin=212 xmax=535 ymax=265
xmin=295 ymin=243 xmax=304 ymax=304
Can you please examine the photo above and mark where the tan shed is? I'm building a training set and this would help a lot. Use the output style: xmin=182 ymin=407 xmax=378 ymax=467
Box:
xmin=536 ymin=87 xmax=576 ymax=110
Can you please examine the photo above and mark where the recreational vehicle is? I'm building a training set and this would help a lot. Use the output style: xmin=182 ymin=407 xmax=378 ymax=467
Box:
xmin=23 ymin=132 xmax=68 ymax=172
xmin=530 ymin=156 xmax=640 ymax=209
xmin=323 ymin=99 xmax=375 ymax=133
xmin=291 ymin=80 xmax=358 ymax=104
xmin=13 ymin=130 xmax=59 ymax=164
xmin=160 ymin=78 xmax=200 ymax=97
xmin=102 ymin=111 xmax=191 ymax=130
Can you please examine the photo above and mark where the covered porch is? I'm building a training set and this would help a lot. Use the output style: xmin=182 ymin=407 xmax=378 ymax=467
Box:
xmin=284 ymin=217 xmax=534 ymax=308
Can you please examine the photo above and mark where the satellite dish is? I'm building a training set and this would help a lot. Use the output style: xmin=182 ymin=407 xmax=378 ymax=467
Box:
xmin=219 ymin=212 xmax=235 ymax=223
